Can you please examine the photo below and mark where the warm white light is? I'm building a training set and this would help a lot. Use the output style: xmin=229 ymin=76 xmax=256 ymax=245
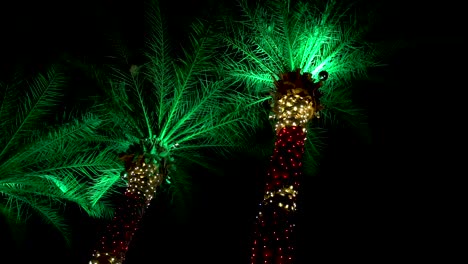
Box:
xmin=274 ymin=96 xmax=312 ymax=130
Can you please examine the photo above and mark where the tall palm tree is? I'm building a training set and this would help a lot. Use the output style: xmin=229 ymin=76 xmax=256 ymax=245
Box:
xmin=218 ymin=0 xmax=389 ymax=262
xmin=0 ymin=66 xmax=122 ymax=245
xmin=87 ymin=1 xmax=260 ymax=263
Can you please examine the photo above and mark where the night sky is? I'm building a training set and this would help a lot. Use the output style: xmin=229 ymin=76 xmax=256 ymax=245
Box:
xmin=0 ymin=0 xmax=452 ymax=263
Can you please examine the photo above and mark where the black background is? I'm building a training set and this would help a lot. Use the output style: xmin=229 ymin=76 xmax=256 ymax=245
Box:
xmin=0 ymin=0 xmax=458 ymax=263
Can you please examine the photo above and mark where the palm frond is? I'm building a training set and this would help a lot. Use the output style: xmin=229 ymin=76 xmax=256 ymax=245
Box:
xmin=159 ymin=18 xmax=217 ymax=141
xmin=90 ymin=1 xmax=258 ymax=160
xmin=219 ymin=0 xmax=385 ymax=97
xmin=319 ymin=84 xmax=366 ymax=128
xmin=77 ymin=2 xmax=271 ymax=221
xmin=0 ymin=175 xmax=85 ymax=244
xmin=108 ymin=32 xmax=132 ymax=66
xmin=3 ymin=114 xmax=104 ymax=168
xmin=144 ymin=0 xmax=174 ymax=128
xmin=0 ymin=67 xmax=122 ymax=241
xmin=0 ymin=66 xmax=64 ymax=158
xmin=0 ymin=81 xmax=20 ymax=133
xmin=86 ymin=164 xmax=125 ymax=208
xmin=302 ymin=127 xmax=328 ymax=176
xmin=3 ymin=193 xmax=71 ymax=243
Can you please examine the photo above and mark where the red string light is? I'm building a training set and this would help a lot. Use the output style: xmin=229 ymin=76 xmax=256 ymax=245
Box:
xmin=251 ymin=70 xmax=324 ymax=263
xmin=90 ymin=161 xmax=163 ymax=264
xmin=250 ymin=126 xmax=306 ymax=264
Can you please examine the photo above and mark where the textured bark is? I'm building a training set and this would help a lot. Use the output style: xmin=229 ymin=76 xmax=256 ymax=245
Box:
xmin=90 ymin=158 xmax=164 ymax=264
xmin=250 ymin=126 xmax=306 ymax=264
xmin=251 ymin=70 xmax=324 ymax=263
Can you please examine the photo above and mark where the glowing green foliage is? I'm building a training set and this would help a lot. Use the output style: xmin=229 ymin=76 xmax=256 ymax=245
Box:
xmin=91 ymin=0 xmax=261 ymax=173
xmin=0 ymin=67 xmax=123 ymax=244
xmin=219 ymin=0 xmax=387 ymax=174
xmin=220 ymin=0 xmax=382 ymax=92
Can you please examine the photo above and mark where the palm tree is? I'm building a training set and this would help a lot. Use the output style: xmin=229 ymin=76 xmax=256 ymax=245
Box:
xmin=0 ymin=65 xmax=122 ymax=245
xmin=86 ymin=1 xmax=260 ymax=263
xmin=218 ymin=0 xmax=388 ymax=262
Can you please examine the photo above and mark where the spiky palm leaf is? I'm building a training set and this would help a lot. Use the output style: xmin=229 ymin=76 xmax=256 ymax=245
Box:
xmin=83 ymin=2 xmax=264 ymax=262
xmin=218 ymin=0 xmax=389 ymax=174
xmin=0 ymin=66 xmax=124 ymax=244
xmin=91 ymin=0 xmax=262 ymax=172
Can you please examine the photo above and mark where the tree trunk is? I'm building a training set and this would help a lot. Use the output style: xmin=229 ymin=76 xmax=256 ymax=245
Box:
xmin=250 ymin=126 xmax=306 ymax=264
xmin=90 ymin=158 xmax=164 ymax=264
xmin=250 ymin=70 xmax=323 ymax=263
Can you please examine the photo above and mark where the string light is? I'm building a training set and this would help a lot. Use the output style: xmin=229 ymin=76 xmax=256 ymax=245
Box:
xmin=251 ymin=70 xmax=326 ymax=264
xmin=90 ymin=158 xmax=164 ymax=264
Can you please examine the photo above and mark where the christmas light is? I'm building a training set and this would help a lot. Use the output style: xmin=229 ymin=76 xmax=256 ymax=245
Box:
xmin=90 ymin=158 xmax=164 ymax=264
xmin=250 ymin=70 xmax=326 ymax=263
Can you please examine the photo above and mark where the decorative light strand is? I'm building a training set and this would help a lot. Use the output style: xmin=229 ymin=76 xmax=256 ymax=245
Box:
xmin=90 ymin=160 xmax=164 ymax=264
xmin=251 ymin=70 xmax=326 ymax=264
xmin=250 ymin=126 xmax=305 ymax=264
xmin=269 ymin=69 xmax=325 ymax=133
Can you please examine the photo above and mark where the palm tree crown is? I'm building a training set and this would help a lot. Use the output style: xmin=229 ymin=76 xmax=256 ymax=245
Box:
xmin=218 ymin=0 xmax=389 ymax=263
xmin=0 ymin=66 xmax=122 ymax=243
xmin=98 ymin=2 xmax=259 ymax=172
xmin=86 ymin=0 xmax=261 ymax=262
xmin=220 ymin=0 xmax=383 ymax=121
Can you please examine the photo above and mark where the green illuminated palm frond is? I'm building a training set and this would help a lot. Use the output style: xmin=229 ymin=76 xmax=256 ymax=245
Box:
xmin=0 ymin=66 xmax=63 ymax=158
xmin=218 ymin=0 xmax=390 ymax=175
xmin=68 ymin=0 xmax=264 ymax=212
xmin=222 ymin=0 xmax=382 ymax=84
xmin=0 ymin=68 xmax=123 ymax=244
xmin=302 ymin=126 xmax=328 ymax=175
xmin=144 ymin=0 xmax=173 ymax=129
xmin=91 ymin=0 xmax=261 ymax=166
xmin=219 ymin=0 xmax=384 ymax=119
